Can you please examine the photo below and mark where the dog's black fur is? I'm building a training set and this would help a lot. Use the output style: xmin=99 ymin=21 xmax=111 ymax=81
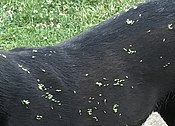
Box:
xmin=0 ymin=0 xmax=175 ymax=125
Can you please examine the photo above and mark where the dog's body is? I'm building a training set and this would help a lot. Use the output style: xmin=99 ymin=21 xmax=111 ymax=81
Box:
xmin=0 ymin=0 xmax=175 ymax=125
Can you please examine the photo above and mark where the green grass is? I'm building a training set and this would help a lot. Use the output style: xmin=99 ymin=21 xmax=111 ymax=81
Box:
xmin=0 ymin=0 xmax=143 ymax=50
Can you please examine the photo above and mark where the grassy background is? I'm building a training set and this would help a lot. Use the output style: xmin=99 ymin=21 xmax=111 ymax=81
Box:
xmin=0 ymin=0 xmax=143 ymax=50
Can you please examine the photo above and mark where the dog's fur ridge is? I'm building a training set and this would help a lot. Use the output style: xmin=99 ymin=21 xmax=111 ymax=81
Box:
xmin=0 ymin=0 xmax=175 ymax=126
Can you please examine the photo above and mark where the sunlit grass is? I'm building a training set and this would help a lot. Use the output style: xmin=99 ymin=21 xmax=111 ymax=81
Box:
xmin=0 ymin=0 xmax=143 ymax=50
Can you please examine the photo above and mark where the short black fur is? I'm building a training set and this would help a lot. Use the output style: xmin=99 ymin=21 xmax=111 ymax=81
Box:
xmin=0 ymin=0 xmax=175 ymax=125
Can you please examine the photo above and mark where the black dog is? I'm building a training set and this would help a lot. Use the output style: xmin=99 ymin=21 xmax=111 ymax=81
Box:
xmin=0 ymin=0 xmax=175 ymax=125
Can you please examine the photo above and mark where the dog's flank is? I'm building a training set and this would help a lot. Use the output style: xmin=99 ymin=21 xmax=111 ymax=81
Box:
xmin=0 ymin=0 xmax=175 ymax=126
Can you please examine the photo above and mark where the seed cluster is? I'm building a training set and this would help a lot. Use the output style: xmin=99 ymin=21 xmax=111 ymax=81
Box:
xmin=123 ymin=46 xmax=137 ymax=55
xmin=18 ymin=64 xmax=30 ymax=74
xmin=76 ymin=75 xmax=129 ymax=122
